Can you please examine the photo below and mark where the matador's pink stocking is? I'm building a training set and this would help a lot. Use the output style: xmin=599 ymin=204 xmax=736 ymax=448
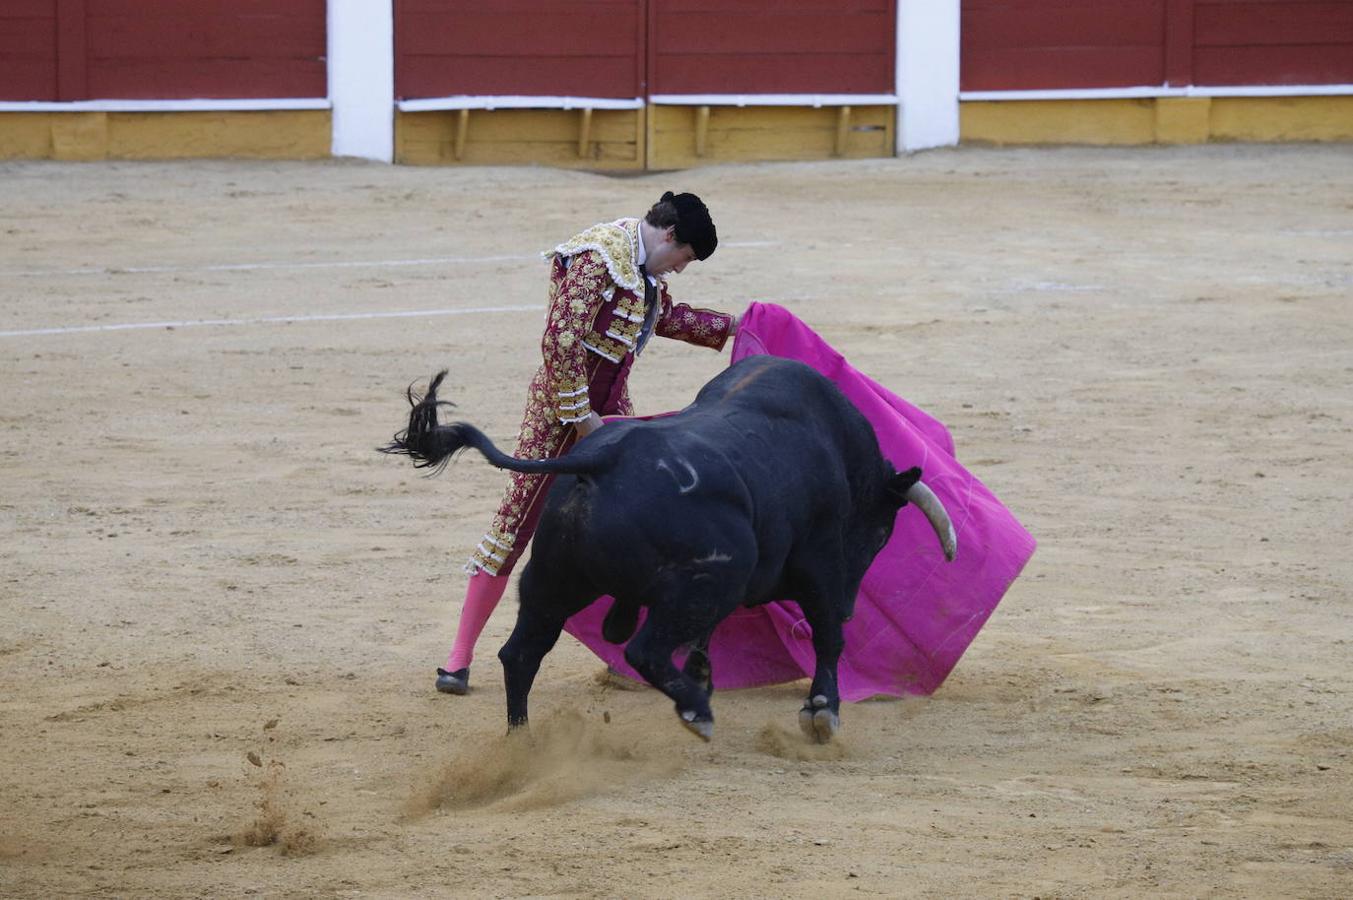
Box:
xmin=446 ymin=571 xmax=511 ymax=671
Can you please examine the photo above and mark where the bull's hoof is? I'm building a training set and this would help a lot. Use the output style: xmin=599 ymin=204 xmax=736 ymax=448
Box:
xmin=798 ymin=695 xmax=840 ymax=744
xmin=679 ymin=709 xmax=714 ymax=742
xmin=435 ymin=667 xmax=469 ymax=695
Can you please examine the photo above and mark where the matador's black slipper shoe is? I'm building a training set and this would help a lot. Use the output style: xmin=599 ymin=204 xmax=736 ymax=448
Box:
xmin=435 ymin=667 xmax=469 ymax=695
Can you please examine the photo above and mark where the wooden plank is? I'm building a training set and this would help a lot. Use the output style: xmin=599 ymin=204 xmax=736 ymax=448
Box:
xmin=577 ymin=107 xmax=592 ymax=156
xmin=962 ymin=46 xmax=1166 ymax=91
xmin=1195 ymin=2 xmax=1353 ymax=46
xmin=834 ymin=105 xmax=851 ymax=156
xmin=398 ymin=0 xmax=633 ymax=13
xmin=395 ymin=2 xmax=643 ymax=100
xmin=654 ymin=52 xmax=895 ymax=94
xmin=399 ymin=10 xmax=636 ymax=56
xmin=659 ymin=0 xmax=888 ymax=11
xmin=1164 ymin=0 xmax=1196 ymax=86
xmin=400 ymin=55 xmax=638 ymax=99
xmin=88 ymin=16 xmax=325 ymax=58
xmin=87 ymin=58 xmax=326 ymax=99
xmin=0 ymin=60 xmax=57 ymax=101
xmin=1 ymin=1 xmax=57 ymax=17
xmin=88 ymin=0 xmax=324 ymax=17
xmin=655 ymin=11 xmax=892 ymax=54
xmin=962 ymin=2 xmax=1165 ymax=50
xmin=56 ymin=0 xmax=87 ymax=101
xmin=0 ymin=18 xmax=57 ymax=56
xmin=74 ymin=1 xmax=325 ymax=99
xmin=1194 ymin=43 xmax=1353 ymax=84
xmin=0 ymin=3 xmax=56 ymax=101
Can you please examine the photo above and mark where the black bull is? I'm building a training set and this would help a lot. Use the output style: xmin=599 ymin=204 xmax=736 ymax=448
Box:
xmin=382 ymin=356 xmax=956 ymax=743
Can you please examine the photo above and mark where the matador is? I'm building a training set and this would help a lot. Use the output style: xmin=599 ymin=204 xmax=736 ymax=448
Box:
xmin=436 ymin=192 xmax=736 ymax=696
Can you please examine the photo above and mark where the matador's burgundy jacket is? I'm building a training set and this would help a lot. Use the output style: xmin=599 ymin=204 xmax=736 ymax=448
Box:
xmin=542 ymin=216 xmax=733 ymax=423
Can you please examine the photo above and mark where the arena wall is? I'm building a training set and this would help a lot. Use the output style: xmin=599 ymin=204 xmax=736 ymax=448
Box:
xmin=960 ymin=0 xmax=1353 ymax=145
xmin=1 ymin=0 xmax=1349 ymax=164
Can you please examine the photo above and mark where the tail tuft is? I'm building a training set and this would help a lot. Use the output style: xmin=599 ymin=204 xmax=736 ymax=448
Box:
xmin=377 ymin=370 xmax=465 ymax=475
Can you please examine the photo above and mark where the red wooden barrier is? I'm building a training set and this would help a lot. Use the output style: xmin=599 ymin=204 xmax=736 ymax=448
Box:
xmin=0 ymin=0 xmax=58 ymax=101
xmin=962 ymin=0 xmax=1353 ymax=91
xmin=649 ymin=0 xmax=895 ymax=94
xmin=0 ymin=0 xmax=326 ymax=102
xmin=961 ymin=0 xmax=1167 ymax=91
xmin=1193 ymin=0 xmax=1353 ymax=85
xmin=395 ymin=0 xmax=644 ymax=99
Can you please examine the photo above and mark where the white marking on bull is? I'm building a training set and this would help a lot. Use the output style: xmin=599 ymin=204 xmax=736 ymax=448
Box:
xmin=656 ymin=457 xmax=700 ymax=494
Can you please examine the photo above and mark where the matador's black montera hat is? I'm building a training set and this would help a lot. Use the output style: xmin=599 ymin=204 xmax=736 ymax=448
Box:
xmin=663 ymin=190 xmax=718 ymax=261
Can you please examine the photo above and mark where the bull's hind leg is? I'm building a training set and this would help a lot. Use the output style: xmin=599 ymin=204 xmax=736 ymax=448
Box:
xmin=623 ymin=596 xmax=730 ymax=741
xmin=498 ymin=565 xmax=595 ymax=732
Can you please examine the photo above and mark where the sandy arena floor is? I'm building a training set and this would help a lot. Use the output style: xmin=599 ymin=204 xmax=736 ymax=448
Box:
xmin=1 ymin=145 xmax=1351 ymax=898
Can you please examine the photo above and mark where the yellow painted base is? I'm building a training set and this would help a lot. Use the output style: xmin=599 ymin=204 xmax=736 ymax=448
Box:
xmin=395 ymin=108 xmax=645 ymax=170
xmin=0 ymin=111 xmax=330 ymax=160
xmin=647 ymin=105 xmax=894 ymax=169
xmin=961 ymin=95 xmax=1353 ymax=146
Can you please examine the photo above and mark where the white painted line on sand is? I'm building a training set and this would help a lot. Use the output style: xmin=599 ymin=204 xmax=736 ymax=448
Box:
xmin=3 ymin=242 xmax=780 ymax=279
xmin=0 ymin=305 xmax=541 ymax=339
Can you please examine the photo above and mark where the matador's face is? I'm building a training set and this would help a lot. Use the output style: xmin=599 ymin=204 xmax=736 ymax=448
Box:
xmin=645 ymin=227 xmax=699 ymax=277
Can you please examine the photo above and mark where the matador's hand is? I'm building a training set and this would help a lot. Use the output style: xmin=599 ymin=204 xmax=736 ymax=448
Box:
xmin=575 ymin=412 xmax=605 ymax=437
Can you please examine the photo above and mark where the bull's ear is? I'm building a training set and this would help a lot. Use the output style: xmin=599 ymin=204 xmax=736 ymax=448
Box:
xmin=887 ymin=466 xmax=923 ymax=505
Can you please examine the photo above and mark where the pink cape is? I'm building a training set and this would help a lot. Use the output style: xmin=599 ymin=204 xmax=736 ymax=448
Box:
xmin=562 ymin=302 xmax=1036 ymax=700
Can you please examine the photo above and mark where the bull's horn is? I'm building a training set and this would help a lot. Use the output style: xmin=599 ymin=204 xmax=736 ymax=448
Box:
xmin=906 ymin=481 xmax=957 ymax=562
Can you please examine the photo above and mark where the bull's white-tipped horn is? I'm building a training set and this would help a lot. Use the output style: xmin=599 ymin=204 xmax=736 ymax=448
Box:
xmin=906 ymin=481 xmax=957 ymax=562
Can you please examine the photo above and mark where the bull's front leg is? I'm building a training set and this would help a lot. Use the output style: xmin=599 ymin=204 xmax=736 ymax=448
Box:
xmin=799 ymin=607 xmax=844 ymax=744
xmin=680 ymin=632 xmax=714 ymax=699
xmin=624 ymin=612 xmax=718 ymax=741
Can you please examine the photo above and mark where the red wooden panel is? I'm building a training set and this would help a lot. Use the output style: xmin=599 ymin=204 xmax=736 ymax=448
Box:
xmin=88 ymin=58 xmax=326 ymax=99
xmin=0 ymin=61 xmax=56 ymax=102
xmin=56 ymin=0 xmax=86 ymax=100
xmin=399 ymin=10 xmax=636 ymax=56
xmin=649 ymin=2 xmax=894 ymax=94
xmin=79 ymin=0 xmax=325 ymax=99
xmin=659 ymin=0 xmax=888 ymax=10
xmin=400 ymin=56 xmax=638 ymax=99
xmin=1194 ymin=43 xmax=1353 ymax=83
xmin=2 ymin=0 xmax=57 ymax=16
xmin=655 ymin=53 xmax=894 ymax=94
xmin=964 ymin=47 xmax=1167 ymax=91
xmin=657 ymin=13 xmax=891 ymax=54
xmin=0 ymin=15 xmax=56 ymax=56
xmin=87 ymin=0 xmax=316 ymax=16
xmin=1195 ymin=1 xmax=1353 ymax=45
xmin=395 ymin=0 xmax=643 ymax=99
xmin=0 ymin=2 xmax=56 ymax=100
xmin=88 ymin=15 xmax=324 ymax=58
xmin=1164 ymin=0 xmax=1196 ymax=86
xmin=963 ymin=3 xmax=1165 ymax=49
xmin=1191 ymin=0 xmax=1353 ymax=84
xmin=962 ymin=0 xmax=1169 ymax=90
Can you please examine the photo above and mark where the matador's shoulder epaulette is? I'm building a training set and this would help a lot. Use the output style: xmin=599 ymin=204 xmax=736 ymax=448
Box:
xmin=547 ymin=218 xmax=642 ymax=292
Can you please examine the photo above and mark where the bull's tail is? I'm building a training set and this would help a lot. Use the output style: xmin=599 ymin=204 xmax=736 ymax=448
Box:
xmin=378 ymin=370 xmax=607 ymax=478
